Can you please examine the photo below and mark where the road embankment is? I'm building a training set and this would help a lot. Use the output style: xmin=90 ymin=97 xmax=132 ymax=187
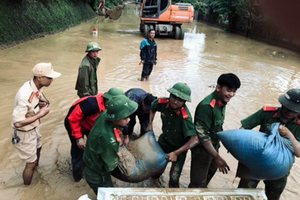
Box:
xmin=0 ymin=0 xmax=96 ymax=49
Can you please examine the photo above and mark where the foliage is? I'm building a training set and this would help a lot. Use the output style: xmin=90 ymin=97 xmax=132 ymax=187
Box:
xmin=0 ymin=0 xmax=95 ymax=45
xmin=89 ymin=0 xmax=122 ymax=10
xmin=176 ymin=0 xmax=262 ymax=32
xmin=173 ymin=0 xmax=202 ymax=10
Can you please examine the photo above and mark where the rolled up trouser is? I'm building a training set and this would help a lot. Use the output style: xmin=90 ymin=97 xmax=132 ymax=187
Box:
xmin=168 ymin=152 xmax=187 ymax=188
xmin=158 ymin=135 xmax=187 ymax=188
xmin=84 ymin=166 xmax=113 ymax=194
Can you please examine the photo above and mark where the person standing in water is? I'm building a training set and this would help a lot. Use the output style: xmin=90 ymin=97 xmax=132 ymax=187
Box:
xmin=75 ymin=42 xmax=101 ymax=98
xmin=11 ymin=62 xmax=61 ymax=185
xmin=139 ymin=29 xmax=157 ymax=81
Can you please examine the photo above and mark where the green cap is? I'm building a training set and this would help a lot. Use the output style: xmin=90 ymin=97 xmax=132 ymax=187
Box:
xmin=278 ymin=88 xmax=300 ymax=113
xmin=85 ymin=42 xmax=101 ymax=52
xmin=106 ymin=95 xmax=138 ymax=120
xmin=167 ymin=82 xmax=191 ymax=102
xmin=103 ymin=87 xmax=124 ymax=100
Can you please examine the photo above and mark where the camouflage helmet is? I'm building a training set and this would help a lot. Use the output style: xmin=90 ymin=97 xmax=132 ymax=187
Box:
xmin=278 ymin=88 xmax=300 ymax=113
xmin=167 ymin=82 xmax=191 ymax=102
xmin=106 ymin=95 xmax=138 ymax=120
xmin=85 ymin=42 xmax=101 ymax=52
xmin=103 ymin=87 xmax=124 ymax=101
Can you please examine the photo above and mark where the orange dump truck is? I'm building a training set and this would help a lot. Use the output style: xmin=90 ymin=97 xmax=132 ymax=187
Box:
xmin=140 ymin=0 xmax=194 ymax=39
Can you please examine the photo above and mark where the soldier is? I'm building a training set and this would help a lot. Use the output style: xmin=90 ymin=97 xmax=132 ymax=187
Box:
xmin=147 ymin=82 xmax=198 ymax=188
xmin=139 ymin=29 xmax=157 ymax=81
xmin=123 ymin=88 xmax=156 ymax=143
xmin=64 ymin=87 xmax=124 ymax=182
xmin=189 ymin=73 xmax=241 ymax=188
xmin=75 ymin=42 xmax=101 ymax=98
xmin=83 ymin=95 xmax=138 ymax=194
xmin=11 ymin=62 xmax=61 ymax=185
xmin=238 ymin=88 xmax=300 ymax=200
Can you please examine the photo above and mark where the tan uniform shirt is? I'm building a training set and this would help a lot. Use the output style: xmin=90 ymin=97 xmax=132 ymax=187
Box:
xmin=12 ymin=79 xmax=43 ymax=131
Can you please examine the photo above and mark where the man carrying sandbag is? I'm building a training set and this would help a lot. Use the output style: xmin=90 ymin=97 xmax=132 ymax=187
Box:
xmin=238 ymin=88 xmax=300 ymax=200
xmin=147 ymin=82 xmax=199 ymax=188
xmin=189 ymin=73 xmax=241 ymax=188
xmin=123 ymin=88 xmax=157 ymax=143
xmin=83 ymin=95 xmax=138 ymax=194
xmin=64 ymin=87 xmax=124 ymax=182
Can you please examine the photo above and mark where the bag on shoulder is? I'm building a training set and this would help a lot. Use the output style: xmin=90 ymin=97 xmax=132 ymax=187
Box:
xmin=217 ymin=123 xmax=294 ymax=180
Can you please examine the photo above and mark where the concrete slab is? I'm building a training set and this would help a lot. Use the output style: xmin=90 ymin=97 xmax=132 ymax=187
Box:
xmin=97 ymin=187 xmax=267 ymax=200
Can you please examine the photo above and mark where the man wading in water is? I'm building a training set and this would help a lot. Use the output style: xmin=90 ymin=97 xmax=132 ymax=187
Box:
xmin=11 ymin=63 xmax=61 ymax=185
xmin=139 ymin=29 xmax=157 ymax=81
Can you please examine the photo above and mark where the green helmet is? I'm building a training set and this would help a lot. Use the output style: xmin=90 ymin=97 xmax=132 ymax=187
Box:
xmin=278 ymin=88 xmax=300 ymax=113
xmin=103 ymin=87 xmax=124 ymax=100
xmin=85 ymin=42 xmax=101 ymax=52
xmin=167 ymin=82 xmax=191 ymax=102
xmin=106 ymin=95 xmax=138 ymax=120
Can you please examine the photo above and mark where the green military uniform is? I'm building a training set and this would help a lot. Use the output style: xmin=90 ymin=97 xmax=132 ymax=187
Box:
xmin=75 ymin=55 xmax=100 ymax=98
xmin=241 ymin=107 xmax=300 ymax=136
xmin=151 ymin=97 xmax=196 ymax=187
xmin=83 ymin=110 xmax=121 ymax=194
xmin=189 ymin=91 xmax=227 ymax=188
xmin=238 ymin=106 xmax=300 ymax=200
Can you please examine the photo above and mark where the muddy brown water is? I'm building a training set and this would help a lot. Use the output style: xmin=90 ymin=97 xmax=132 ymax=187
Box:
xmin=0 ymin=4 xmax=300 ymax=200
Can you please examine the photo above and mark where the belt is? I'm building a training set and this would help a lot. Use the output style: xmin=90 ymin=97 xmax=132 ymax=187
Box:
xmin=14 ymin=127 xmax=37 ymax=132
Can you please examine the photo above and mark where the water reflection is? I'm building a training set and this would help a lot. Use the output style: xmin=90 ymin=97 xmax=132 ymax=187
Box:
xmin=183 ymin=33 xmax=206 ymax=63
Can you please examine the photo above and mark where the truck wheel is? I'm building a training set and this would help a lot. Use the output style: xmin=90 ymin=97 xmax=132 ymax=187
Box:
xmin=180 ymin=27 xmax=184 ymax=40
xmin=144 ymin=25 xmax=149 ymax=38
xmin=139 ymin=23 xmax=143 ymax=33
xmin=175 ymin=26 xmax=181 ymax=39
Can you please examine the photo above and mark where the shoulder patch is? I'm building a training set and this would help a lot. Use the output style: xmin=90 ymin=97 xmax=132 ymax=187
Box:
xmin=158 ymin=98 xmax=169 ymax=104
xmin=113 ymin=128 xmax=121 ymax=142
xmin=28 ymin=92 xmax=35 ymax=103
xmin=210 ymin=99 xmax=216 ymax=108
xmin=263 ymin=106 xmax=278 ymax=111
xmin=181 ymin=107 xmax=188 ymax=119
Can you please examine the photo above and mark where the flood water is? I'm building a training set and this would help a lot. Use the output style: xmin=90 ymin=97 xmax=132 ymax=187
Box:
xmin=0 ymin=4 xmax=300 ymax=200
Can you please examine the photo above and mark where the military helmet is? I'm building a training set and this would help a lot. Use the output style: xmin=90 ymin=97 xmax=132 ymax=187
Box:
xmin=85 ymin=42 xmax=101 ymax=52
xmin=167 ymin=82 xmax=191 ymax=102
xmin=103 ymin=87 xmax=124 ymax=101
xmin=106 ymin=95 xmax=138 ymax=120
xmin=278 ymin=88 xmax=300 ymax=113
